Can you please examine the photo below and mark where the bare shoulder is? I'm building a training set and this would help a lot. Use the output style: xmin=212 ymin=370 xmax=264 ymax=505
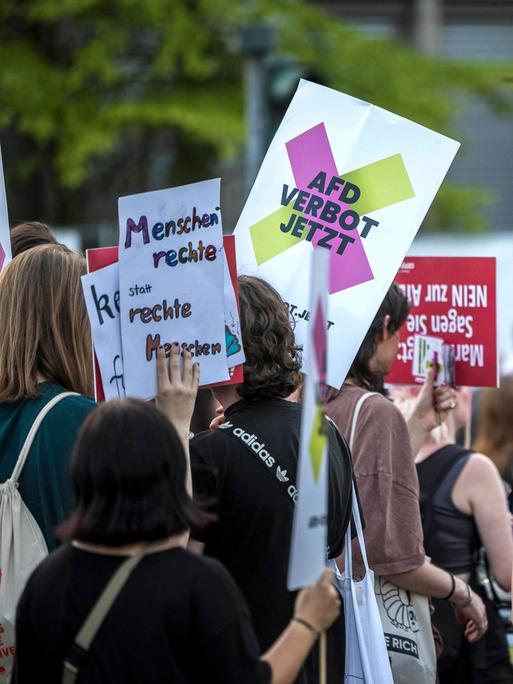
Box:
xmin=459 ymin=452 xmax=504 ymax=492
xmin=463 ymin=452 xmax=501 ymax=479
xmin=452 ymin=451 xmax=506 ymax=514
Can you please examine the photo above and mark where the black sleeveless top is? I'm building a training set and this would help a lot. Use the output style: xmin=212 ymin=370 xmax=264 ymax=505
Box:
xmin=416 ymin=445 xmax=481 ymax=574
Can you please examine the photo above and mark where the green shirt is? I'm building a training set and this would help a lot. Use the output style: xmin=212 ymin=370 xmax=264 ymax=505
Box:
xmin=0 ymin=382 xmax=96 ymax=551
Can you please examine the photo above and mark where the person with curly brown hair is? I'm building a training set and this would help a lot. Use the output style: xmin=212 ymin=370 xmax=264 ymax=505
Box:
xmin=189 ymin=275 xmax=353 ymax=684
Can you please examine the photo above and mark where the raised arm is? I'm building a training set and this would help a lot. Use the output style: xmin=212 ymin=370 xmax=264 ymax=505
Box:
xmin=156 ymin=345 xmax=200 ymax=497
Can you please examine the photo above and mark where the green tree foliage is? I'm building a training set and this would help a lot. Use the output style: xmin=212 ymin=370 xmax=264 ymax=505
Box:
xmin=0 ymin=0 xmax=510 ymax=228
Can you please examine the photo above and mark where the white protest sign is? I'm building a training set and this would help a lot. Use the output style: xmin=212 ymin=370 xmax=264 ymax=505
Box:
xmin=118 ymin=178 xmax=229 ymax=399
xmin=288 ymin=248 xmax=329 ymax=590
xmin=222 ymin=249 xmax=245 ymax=367
xmin=81 ymin=262 xmax=125 ymax=401
xmin=234 ymin=80 xmax=460 ymax=389
xmin=412 ymin=334 xmax=444 ymax=384
xmin=0 ymin=146 xmax=12 ymax=270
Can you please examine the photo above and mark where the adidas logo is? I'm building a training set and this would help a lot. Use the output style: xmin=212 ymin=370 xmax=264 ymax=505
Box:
xmin=276 ymin=466 xmax=289 ymax=483
xmin=220 ymin=423 xmax=275 ymax=467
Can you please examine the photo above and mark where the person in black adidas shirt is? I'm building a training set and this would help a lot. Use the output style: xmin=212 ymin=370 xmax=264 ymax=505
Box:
xmin=190 ymin=276 xmax=353 ymax=684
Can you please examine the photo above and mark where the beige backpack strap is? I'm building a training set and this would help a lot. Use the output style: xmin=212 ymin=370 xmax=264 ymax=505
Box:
xmin=10 ymin=392 xmax=79 ymax=484
xmin=348 ymin=392 xmax=378 ymax=452
xmin=62 ymin=547 xmax=148 ymax=684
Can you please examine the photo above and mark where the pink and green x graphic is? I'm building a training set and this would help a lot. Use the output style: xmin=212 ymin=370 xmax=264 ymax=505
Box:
xmin=249 ymin=122 xmax=415 ymax=294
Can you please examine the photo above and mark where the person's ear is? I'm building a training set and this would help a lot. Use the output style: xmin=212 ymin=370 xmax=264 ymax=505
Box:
xmin=381 ymin=314 xmax=392 ymax=341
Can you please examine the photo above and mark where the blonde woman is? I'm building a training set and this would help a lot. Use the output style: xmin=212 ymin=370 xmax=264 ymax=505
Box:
xmin=0 ymin=244 xmax=96 ymax=550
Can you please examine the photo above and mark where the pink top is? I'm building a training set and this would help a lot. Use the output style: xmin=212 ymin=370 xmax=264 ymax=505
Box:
xmin=327 ymin=384 xmax=425 ymax=577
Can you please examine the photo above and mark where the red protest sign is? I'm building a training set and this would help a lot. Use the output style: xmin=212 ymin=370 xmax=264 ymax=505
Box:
xmin=387 ymin=256 xmax=497 ymax=387
xmin=87 ymin=246 xmax=118 ymax=272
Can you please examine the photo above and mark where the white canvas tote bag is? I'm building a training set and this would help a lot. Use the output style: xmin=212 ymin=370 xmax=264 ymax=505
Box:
xmin=0 ymin=392 xmax=77 ymax=682
xmin=330 ymin=477 xmax=394 ymax=684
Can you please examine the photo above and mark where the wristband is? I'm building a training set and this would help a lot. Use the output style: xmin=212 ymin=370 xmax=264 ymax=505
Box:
xmin=292 ymin=617 xmax=320 ymax=639
xmin=441 ymin=573 xmax=456 ymax=601
xmin=449 ymin=582 xmax=473 ymax=608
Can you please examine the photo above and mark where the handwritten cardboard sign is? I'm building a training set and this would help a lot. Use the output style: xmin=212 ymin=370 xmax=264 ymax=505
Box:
xmin=233 ymin=79 xmax=460 ymax=389
xmin=82 ymin=262 xmax=125 ymax=401
xmin=86 ymin=240 xmax=243 ymax=400
xmin=387 ymin=256 xmax=498 ymax=387
xmin=86 ymin=247 xmax=119 ymax=401
xmin=0 ymin=147 xmax=12 ymax=271
xmin=288 ymin=248 xmax=329 ymax=590
xmin=118 ymin=179 xmax=229 ymax=399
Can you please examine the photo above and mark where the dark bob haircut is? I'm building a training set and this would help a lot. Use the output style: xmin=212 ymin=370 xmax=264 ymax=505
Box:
xmin=237 ymin=275 xmax=302 ymax=402
xmin=58 ymin=398 xmax=207 ymax=545
xmin=328 ymin=283 xmax=410 ymax=396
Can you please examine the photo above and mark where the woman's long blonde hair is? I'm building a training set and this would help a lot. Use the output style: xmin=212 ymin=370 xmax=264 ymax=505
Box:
xmin=0 ymin=244 xmax=93 ymax=401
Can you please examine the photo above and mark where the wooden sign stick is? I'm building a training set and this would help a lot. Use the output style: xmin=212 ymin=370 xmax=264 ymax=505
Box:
xmin=319 ymin=631 xmax=327 ymax=684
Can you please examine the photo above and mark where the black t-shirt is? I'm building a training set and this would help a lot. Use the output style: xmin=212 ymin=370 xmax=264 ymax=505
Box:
xmin=15 ymin=544 xmax=271 ymax=684
xmin=191 ymin=398 xmax=353 ymax=683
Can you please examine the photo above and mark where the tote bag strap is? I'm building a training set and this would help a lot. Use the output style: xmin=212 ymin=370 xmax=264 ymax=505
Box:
xmin=348 ymin=391 xmax=377 ymax=453
xmin=10 ymin=392 xmax=79 ymax=484
xmin=62 ymin=546 xmax=148 ymax=684
xmin=344 ymin=392 xmax=378 ymax=579
xmin=344 ymin=481 xmax=369 ymax=578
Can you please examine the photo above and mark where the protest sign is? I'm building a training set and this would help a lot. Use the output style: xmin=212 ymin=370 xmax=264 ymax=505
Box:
xmin=288 ymin=248 xmax=329 ymax=590
xmin=118 ymin=179 xmax=229 ymax=399
xmin=82 ymin=262 xmax=125 ymax=402
xmin=387 ymin=256 xmax=498 ymax=387
xmin=87 ymin=246 xmax=118 ymax=272
xmin=210 ymin=235 xmax=244 ymax=386
xmin=86 ymin=247 xmax=119 ymax=401
xmin=233 ymin=79 xmax=460 ymax=389
xmin=412 ymin=334 xmax=445 ymax=385
xmin=0 ymin=147 xmax=12 ymax=271
xmin=86 ymin=239 xmax=242 ymax=399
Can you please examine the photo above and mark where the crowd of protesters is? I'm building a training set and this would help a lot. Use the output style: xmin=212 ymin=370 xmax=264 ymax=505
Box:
xmin=1 ymin=220 xmax=513 ymax=683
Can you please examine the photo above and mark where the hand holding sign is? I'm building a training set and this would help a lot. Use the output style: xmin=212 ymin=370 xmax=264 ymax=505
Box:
xmin=156 ymin=345 xmax=199 ymax=444
xmin=406 ymin=363 xmax=458 ymax=452
xmin=293 ymin=568 xmax=341 ymax=635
